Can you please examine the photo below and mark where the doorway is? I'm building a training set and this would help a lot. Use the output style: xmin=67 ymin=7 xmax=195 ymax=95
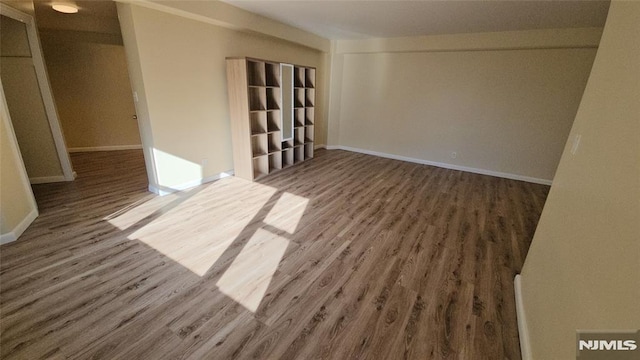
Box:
xmin=0 ymin=6 xmax=75 ymax=184
xmin=31 ymin=0 xmax=146 ymax=184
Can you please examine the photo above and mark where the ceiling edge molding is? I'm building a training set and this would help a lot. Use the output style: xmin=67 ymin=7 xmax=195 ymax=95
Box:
xmin=114 ymin=0 xmax=330 ymax=53
xmin=0 ymin=0 xmax=34 ymax=16
xmin=336 ymin=27 xmax=604 ymax=54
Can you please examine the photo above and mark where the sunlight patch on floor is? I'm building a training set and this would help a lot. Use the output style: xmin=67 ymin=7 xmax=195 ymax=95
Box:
xmin=105 ymin=193 xmax=181 ymax=230
xmin=263 ymin=192 xmax=309 ymax=234
xmin=110 ymin=180 xmax=278 ymax=276
xmin=104 ymin=175 xmax=308 ymax=309
xmin=216 ymin=228 xmax=289 ymax=312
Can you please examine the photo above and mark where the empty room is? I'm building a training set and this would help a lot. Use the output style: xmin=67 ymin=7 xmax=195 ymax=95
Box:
xmin=0 ymin=1 xmax=638 ymax=359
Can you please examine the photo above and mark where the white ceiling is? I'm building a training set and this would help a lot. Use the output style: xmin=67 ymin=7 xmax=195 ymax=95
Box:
xmin=222 ymin=0 xmax=610 ymax=40
xmin=12 ymin=1 xmax=610 ymax=40
xmin=33 ymin=0 xmax=121 ymax=34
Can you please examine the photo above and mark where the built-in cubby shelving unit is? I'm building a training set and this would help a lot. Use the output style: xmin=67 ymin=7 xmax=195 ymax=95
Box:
xmin=227 ymin=57 xmax=315 ymax=181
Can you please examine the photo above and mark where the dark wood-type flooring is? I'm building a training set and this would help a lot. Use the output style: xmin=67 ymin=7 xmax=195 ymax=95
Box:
xmin=0 ymin=149 xmax=549 ymax=359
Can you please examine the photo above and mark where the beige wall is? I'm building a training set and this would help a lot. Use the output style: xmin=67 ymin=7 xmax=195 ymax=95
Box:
xmin=329 ymin=29 xmax=600 ymax=183
xmin=0 ymin=14 xmax=63 ymax=180
xmin=131 ymin=0 xmax=329 ymax=52
xmin=520 ymin=1 xmax=640 ymax=359
xmin=39 ymin=30 xmax=141 ymax=150
xmin=1 ymin=85 xmax=38 ymax=241
xmin=117 ymin=3 xmax=327 ymax=191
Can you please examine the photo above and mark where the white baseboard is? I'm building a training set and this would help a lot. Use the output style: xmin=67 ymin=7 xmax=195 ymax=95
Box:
xmin=30 ymin=175 xmax=67 ymax=184
xmin=514 ymin=275 xmax=532 ymax=360
xmin=148 ymin=170 xmax=234 ymax=196
xmin=326 ymin=145 xmax=553 ymax=186
xmin=68 ymin=145 xmax=143 ymax=153
xmin=0 ymin=209 xmax=38 ymax=245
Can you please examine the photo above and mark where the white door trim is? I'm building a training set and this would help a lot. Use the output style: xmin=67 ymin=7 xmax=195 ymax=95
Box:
xmin=1 ymin=4 xmax=75 ymax=181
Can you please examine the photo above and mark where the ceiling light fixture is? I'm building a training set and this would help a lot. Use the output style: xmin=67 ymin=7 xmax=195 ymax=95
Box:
xmin=52 ymin=3 xmax=79 ymax=14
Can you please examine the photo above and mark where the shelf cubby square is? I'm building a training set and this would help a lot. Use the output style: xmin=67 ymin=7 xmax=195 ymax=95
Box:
xmin=305 ymin=68 xmax=315 ymax=88
xmin=305 ymin=143 xmax=314 ymax=160
xmin=267 ymin=111 xmax=281 ymax=132
xmin=249 ymin=87 xmax=266 ymax=111
xmin=250 ymin=112 xmax=267 ymax=134
xmin=253 ymin=155 xmax=269 ymax=179
xmin=294 ymin=66 xmax=305 ymax=88
xmin=265 ymin=62 xmax=281 ymax=87
xmin=305 ymin=108 xmax=314 ymax=125
xmin=294 ymin=127 xmax=305 ymax=146
xmin=266 ymin=87 xmax=281 ymax=110
xmin=305 ymin=125 xmax=314 ymax=143
xmin=247 ymin=61 xmax=265 ymax=86
xmin=268 ymin=132 xmax=282 ymax=153
xmin=269 ymin=152 xmax=282 ymax=171
xmin=305 ymin=88 xmax=315 ymax=107
xmin=294 ymin=88 xmax=305 ymax=108
xmin=282 ymin=148 xmax=294 ymax=168
xmin=251 ymin=133 xmax=268 ymax=157
xmin=294 ymin=108 xmax=305 ymax=128
xmin=294 ymin=146 xmax=304 ymax=164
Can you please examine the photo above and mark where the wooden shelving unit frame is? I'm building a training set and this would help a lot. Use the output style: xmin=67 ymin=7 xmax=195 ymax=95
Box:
xmin=227 ymin=57 xmax=316 ymax=181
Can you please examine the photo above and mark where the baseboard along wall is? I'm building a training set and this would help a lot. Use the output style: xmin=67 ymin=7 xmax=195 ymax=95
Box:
xmin=0 ymin=209 xmax=38 ymax=245
xmin=514 ymin=274 xmax=533 ymax=360
xmin=325 ymin=145 xmax=553 ymax=185
xmin=148 ymin=170 xmax=234 ymax=196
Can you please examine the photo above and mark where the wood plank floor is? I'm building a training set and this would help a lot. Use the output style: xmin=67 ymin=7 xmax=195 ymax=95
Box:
xmin=0 ymin=149 xmax=549 ymax=359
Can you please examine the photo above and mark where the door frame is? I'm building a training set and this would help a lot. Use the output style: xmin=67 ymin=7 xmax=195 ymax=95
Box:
xmin=0 ymin=80 xmax=39 ymax=244
xmin=1 ymin=4 xmax=75 ymax=182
